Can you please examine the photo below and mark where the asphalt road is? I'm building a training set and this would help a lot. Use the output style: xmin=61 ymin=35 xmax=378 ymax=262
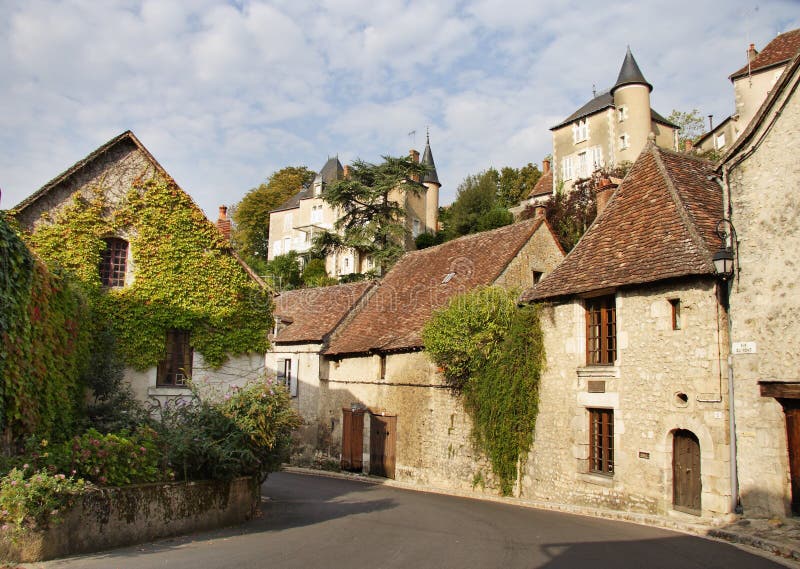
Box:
xmin=31 ymin=471 xmax=788 ymax=569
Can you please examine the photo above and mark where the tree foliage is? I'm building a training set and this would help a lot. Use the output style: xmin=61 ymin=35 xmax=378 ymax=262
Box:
xmin=668 ymin=108 xmax=706 ymax=149
xmin=496 ymin=163 xmax=542 ymax=208
xmin=231 ymin=166 xmax=316 ymax=266
xmin=315 ymin=155 xmax=427 ymax=273
xmin=445 ymin=170 xmax=514 ymax=239
xmin=422 ymin=287 xmax=545 ymax=496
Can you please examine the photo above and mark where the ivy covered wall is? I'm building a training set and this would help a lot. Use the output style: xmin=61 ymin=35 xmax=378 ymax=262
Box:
xmin=0 ymin=213 xmax=91 ymax=439
xmin=24 ymin=177 xmax=272 ymax=372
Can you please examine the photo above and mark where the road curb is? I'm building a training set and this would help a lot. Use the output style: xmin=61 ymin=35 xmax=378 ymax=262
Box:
xmin=279 ymin=466 xmax=800 ymax=566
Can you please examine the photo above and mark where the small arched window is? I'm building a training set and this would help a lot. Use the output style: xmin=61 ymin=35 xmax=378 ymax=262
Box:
xmin=100 ymin=237 xmax=128 ymax=287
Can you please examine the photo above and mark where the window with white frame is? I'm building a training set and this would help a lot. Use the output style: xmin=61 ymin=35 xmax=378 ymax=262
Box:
xmin=412 ymin=218 xmax=421 ymax=238
xmin=272 ymin=240 xmax=282 ymax=256
xmin=562 ymin=156 xmax=574 ymax=180
xmin=619 ymin=133 xmax=630 ymax=150
xmin=311 ymin=205 xmax=323 ymax=223
xmin=591 ymin=146 xmax=603 ymax=170
xmin=577 ymin=151 xmax=589 ymax=178
xmin=573 ymin=119 xmax=589 ymax=143
xmin=284 ymin=213 xmax=293 ymax=231
xmin=283 ymin=236 xmax=291 ymax=254
xmin=715 ymin=132 xmax=726 ymax=150
xmin=617 ymin=105 xmax=628 ymax=122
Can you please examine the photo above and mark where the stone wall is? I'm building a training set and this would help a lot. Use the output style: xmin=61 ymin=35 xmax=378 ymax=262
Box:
xmin=0 ymin=477 xmax=259 ymax=562
xmin=525 ymin=279 xmax=732 ymax=520
xmin=727 ymin=67 xmax=800 ymax=518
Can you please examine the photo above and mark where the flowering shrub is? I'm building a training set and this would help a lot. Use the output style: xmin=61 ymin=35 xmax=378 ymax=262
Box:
xmin=0 ymin=468 xmax=85 ymax=532
xmin=65 ymin=427 xmax=164 ymax=486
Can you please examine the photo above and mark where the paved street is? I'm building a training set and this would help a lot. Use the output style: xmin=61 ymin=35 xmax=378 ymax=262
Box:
xmin=30 ymin=472 xmax=788 ymax=569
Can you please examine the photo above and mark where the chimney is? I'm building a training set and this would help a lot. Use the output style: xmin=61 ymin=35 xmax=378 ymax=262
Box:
xmin=684 ymin=139 xmax=694 ymax=153
xmin=533 ymin=204 xmax=547 ymax=219
xmin=542 ymin=159 xmax=551 ymax=174
xmin=343 ymin=165 xmax=351 ymax=179
xmin=595 ymin=177 xmax=618 ymax=217
xmin=747 ymin=43 xmax=758 ymax=63
xmin=409 ymin=149 xmax=421 ymax=181
xmin=216 ymin=205 xmax=231 ymax=240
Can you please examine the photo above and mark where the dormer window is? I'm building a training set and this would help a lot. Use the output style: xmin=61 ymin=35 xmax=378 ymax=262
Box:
xmin=100 ymin=237 xmax=128 ymax=287
xmin=442 ymin=272 xmax=455 ymax=284
xmin=573 ymin=119 xmax=589 ymax=143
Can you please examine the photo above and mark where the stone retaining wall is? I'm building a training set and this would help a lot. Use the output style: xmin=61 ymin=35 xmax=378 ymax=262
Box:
xmin=0 ymin=477 xmax=259 ymax=562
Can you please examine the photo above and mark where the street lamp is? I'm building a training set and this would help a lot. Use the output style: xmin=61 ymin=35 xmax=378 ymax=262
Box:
xmin=713 ymin=219 xmax=737 ymax=280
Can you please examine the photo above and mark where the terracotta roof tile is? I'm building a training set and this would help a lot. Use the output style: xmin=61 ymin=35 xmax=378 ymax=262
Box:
xmin=730 ymin=28 xmax=800 ymax=80
xmin=529 ymin=169 xmax=553 ymax=198
xmin=273 ymin=281 xmax=375 ymax=344
xmin=325 ymin=219 xmax=547 ymax=355
xmin=521 ymin=145 xmax=722 ymax=303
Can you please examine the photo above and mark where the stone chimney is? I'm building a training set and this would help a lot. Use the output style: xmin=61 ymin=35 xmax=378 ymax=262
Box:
xmin=595 ymin=177 xmax=618 ymax=217
xmin=542 ymin=159 xmax=550 ymax=174
xmin=343 ymin=165 xmax=351 ymax=179
xmin=409 ymin=149 xmax=421 ymax=181
xmin=747 ymin=43 xmax=758 ymax=63
xmin=217 ymin=205 xmax=231 ymax=240
xmin=533 ymin=204 xmax=547 ymax=219
xmin=684 ymin=139 xmax=694 ymax=153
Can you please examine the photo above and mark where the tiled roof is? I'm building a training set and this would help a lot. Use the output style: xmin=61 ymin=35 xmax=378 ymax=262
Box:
xmin=611 ymin=47 xmax=653 ymax=94
xmin=551 ymin=90 xmax=676 ymax=130
xmin=529 ymin=169 xmax=553 ymax=198
xmin=730 ymin=28 xmax=800 ymax=80
xmin=520 ymin=145 xmax=722 ymax=302
xmin=273 ymin=281 xmax=375 ymax=344
xmin=421 ymin=135 xmax=440 ymax=185
xmin=324 ymin=218 xmax=548 ymax=355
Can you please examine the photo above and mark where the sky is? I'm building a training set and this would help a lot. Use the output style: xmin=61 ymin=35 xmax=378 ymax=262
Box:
xmin=1 ymin=0 xmax=798 ymax=219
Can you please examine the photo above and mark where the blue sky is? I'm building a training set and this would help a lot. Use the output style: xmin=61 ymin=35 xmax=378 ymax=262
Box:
xmin=1 ymin=0 xmax=798 ymax=218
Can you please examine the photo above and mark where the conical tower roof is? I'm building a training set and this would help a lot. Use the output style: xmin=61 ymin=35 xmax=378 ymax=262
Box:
xmin=420 ymin=133 xmax=440 ymax=185
xmin=611 ymin=47 xmax=653 ymax=94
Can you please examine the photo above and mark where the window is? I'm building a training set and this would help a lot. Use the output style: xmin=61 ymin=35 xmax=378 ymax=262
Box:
xmin=591 ymin=146 xmax=603 ymax=170
xmin=577 ymin=151 xmax=589 ymax=178
xmin=311 ymin=205 xmax=323 ymax=223
xmin=283 ymin=236 xmax=291 ymax=254
xmin=589 ymin=408 xmax=614 ymax=475
xmin=99 ymin=238 xmax=128 ymax=287
xmin=619 ymin=133 xmax=630 ymax=150
xmin=618 ymin=105 xmax=628 ymax=122
xmin=412 ymin=218 xmax=421 ymax=238
xmin=284 ymin=213 xmax=293 ymax=231
xmin=586 ymin=294 xmax=616 ymax=365
xmin=379 ymin=354 xmax=387 ymax=380
xmin=157 ymin=329 xmax=192 ymax=387
xmin=562 ymin=156 xmax=574 ymax=180
xmin=532 ymin=270 xmax=543 ymax=285
xmin=715 ymin=132 xmax=726 ymax=150
xmin=442 ymin=272 xmax=455 ymax=284
xmin=272 ymin=240 xmax=282 ymax=256
xmin=669 ymin=298 xmax=681 ymax=330
xmin=276 ymin=358 xmax=298 ymax=397
xmin=573 ymin=119 xmax=588 ymax=143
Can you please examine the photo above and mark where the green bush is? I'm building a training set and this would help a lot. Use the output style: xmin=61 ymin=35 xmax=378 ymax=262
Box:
xmin=0 ymin=468 xmax=86 ymax=532
xmin=65 ymin=428 xmax=164 ymax=486
xmin=161 ymin=379 xmax=301 ymax=484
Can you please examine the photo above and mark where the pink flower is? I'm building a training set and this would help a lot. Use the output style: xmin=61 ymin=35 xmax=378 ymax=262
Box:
xmin=1 ymin=525 xmax=8 ymax=531
xmin=55 ymin=474 xmax=66 ymax=480
xmin=10 ymin=480 xmax=17 ymax=486
xmin=139 ymin=446 xmax=147 ymax=453
xmin=70 ymin=470 xmax=76 ymax=475
xmin=22 ymin=463 xmax=29 ymax=469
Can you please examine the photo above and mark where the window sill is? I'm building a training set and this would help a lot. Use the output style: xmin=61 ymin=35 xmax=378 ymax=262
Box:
xmin=577 ymin=366 xmax=620 ymax=379
xmin=149 ymin=386 xmax=190 ymax=397
xmin=578 ymin=472 xmax=615 ymax=487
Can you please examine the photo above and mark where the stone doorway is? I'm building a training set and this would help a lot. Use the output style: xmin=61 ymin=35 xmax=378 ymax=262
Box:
xmin=673 ymin=429 xmax=702 ymax=515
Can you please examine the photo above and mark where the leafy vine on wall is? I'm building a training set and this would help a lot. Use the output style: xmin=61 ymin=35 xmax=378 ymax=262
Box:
xmin=422 ymin=287 xmax=544 ymax=496
xmin=25 ymin=177 xmax=273 ymax=371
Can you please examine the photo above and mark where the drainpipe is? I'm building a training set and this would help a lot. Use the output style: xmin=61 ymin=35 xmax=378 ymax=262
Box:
xmin=713 ymin=171 xmax=742 ymax=515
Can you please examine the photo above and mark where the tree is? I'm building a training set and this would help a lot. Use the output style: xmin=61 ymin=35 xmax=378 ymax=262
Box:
xmin=301 ymin=257 xmax=337 ymax=288
xmin=445 ymin=169 xmax=513 ymax=239
xmin=667 ymin=108 xmax=706 ymax=149
xmin=231 ymin=166 xmax=316 ymax=266
xmin=496 ymin=163 xmax=542 ymax=208
xmin=264 ymin=251 xmax=303 ymax=290
xmin=314 ymin=156 xmax=427 ymax=273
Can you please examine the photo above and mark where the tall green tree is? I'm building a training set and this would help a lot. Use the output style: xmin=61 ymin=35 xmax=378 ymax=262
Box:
xmin=445 ymin=169 xmax=513 ymax=239
xmin=496 ymin=163 xmax=542 ymax=208
xmin=314 ymin=155 xmax=427 ymax=273
xmin=231 ymin=166 xmax=316 ymax=267
xmin=667 ymin=108 xmax=706 ymax=149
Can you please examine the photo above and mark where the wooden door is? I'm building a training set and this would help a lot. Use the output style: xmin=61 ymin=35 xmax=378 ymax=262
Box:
xmin=782 ymin=400 xmax=800 ymax=514
xmin=340 ymin=409 xmax=364 ymax=472
xmin=369 ymin=414 xmax=396 ymax=479
xmin=673 ymin=430 xmax=702 ymax=514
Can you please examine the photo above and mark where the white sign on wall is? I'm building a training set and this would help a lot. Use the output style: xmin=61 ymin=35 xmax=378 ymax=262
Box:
xmin=733 ymin=341 xmax=757 ymax=354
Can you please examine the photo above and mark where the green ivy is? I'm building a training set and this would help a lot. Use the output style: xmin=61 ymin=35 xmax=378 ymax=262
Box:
xmin=0 ymin=213 xmax=91 ymax=439
xmin=422 ymin=287 xmax=544 ymax=496
xmin=25 ymin=177 xmax=272 ymax=371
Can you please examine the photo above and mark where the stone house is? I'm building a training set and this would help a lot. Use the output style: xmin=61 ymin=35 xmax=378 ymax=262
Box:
xmin=509 ymin=158 xmax=553 ymax=218
xmin=267 ymin=135 xmax=441 ymax=278
xmin=520 ymin=143 xmax=734 ymax=520
xmin=267 ymin=280 xmax=376 ymax=459
xmin=12 ymin=130 xmax=269 ymax=409
xmin=720 ymin=51 xmax=800 ymax=518
xmin=696 ymin=28 xmax=800 ymax=155
xmin=314 ymin=218 xmax=564 ymax=486
xmin=551 ymin=48 xmax=678 ymax=193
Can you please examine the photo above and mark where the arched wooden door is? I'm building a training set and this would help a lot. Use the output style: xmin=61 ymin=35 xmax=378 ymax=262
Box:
xmin=673 ymin=430 xmax=701 ymax=515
